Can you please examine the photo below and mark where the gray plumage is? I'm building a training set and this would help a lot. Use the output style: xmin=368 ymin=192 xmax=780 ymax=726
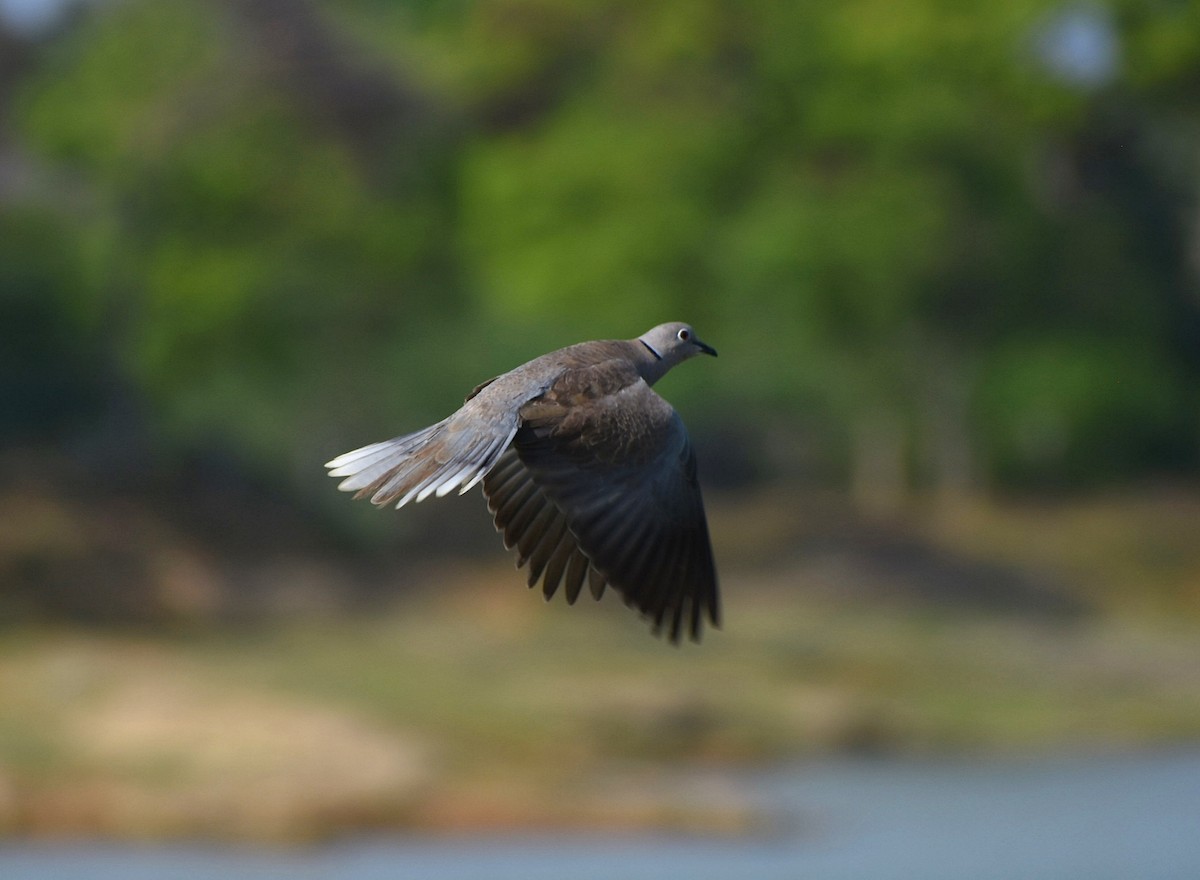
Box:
xmin=325 ymin=322 xmax=720 ymax=643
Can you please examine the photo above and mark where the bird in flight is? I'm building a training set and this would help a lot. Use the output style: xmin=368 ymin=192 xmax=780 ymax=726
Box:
xmin=325 ymin=322 xmax=720 ymax=642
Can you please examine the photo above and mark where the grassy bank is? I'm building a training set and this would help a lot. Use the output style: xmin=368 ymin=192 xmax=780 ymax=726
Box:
xmin=1 ymin=489 xmax=1198 ymax=841
xmin=1 ymin=582 xmax=1197 ymax=840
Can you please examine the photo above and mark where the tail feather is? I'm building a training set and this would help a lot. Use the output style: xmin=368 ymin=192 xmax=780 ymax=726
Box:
xmin=326 ymin=437 xmax=417 ymax=471
xmin=325 ymin=419 xmax=516 ymax=509
xmin=327 ymin=424 xmax=444 ymax=492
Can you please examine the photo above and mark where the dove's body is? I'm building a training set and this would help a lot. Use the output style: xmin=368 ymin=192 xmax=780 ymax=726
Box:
xmin=326 ymin=323 xmax=719 ymax=642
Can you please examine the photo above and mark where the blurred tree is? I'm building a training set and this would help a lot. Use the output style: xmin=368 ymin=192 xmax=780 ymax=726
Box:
xmin=0 ymin=209 xmax=104 ymax=444
xmin=5 ymin=0 xmax=1200 ymax=508
xmin=443 ymin=0 xmax=1200 ymax=500
xmin=15 ymin=0 xmax=464 ymax=497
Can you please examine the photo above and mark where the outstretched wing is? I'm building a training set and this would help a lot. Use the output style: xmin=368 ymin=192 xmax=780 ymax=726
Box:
xmin=483 ymin=449 xmax=608 ymax=605
xmin=494 ymin=364 xmax=719 ymax=642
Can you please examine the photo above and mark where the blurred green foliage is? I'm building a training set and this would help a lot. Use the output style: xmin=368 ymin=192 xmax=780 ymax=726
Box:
xmin=4 ymin=0 xmax=1200 ymax=503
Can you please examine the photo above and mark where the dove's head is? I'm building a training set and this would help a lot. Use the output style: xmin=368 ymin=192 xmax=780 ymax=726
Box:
xmin=636 ymin=322 xmax=717 ymax=383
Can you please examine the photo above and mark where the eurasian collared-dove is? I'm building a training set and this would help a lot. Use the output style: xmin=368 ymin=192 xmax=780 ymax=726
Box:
xmin=325 ymin=322 xmax=720 ymax=642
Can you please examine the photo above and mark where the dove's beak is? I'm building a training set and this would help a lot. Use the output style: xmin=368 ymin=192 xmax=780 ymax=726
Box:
xmin=695 ymin=338 xmax=717 ymax=357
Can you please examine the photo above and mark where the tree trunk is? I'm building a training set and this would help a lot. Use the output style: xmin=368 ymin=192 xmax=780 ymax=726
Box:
xmin=850 ymin=408 xmax=907 ymax=515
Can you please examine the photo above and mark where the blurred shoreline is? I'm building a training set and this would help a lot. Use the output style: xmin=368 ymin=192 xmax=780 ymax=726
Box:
xmin=2 ymin=473 xmax=1198 ymax=842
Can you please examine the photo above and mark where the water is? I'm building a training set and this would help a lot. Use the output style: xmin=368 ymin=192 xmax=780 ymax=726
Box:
xmin=3 ymin=750 xmax=1197 ymax=880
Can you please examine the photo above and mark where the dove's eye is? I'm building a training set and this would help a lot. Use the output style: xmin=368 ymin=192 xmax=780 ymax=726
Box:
xmin=677 ymin=328 xmax=691 ymax=341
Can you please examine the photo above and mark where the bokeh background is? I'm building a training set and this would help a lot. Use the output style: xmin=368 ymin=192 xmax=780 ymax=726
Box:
xmin=1 ymin=0 xmax=1199 ymax=864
